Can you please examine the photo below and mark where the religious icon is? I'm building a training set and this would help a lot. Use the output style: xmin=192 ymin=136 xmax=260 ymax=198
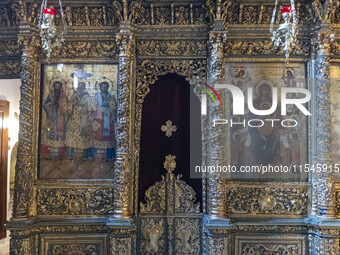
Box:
xmin=65 ymin=81 xmax=94 ymax=160
xmin=41 ymin=78 xmax=68 ymax=159
xmin=93 ymin=78 xmax=117 ymax=161
xmin=40 ymin=64 xmax=118 ymax=179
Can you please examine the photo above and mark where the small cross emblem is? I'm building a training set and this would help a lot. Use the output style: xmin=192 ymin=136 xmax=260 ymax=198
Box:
xmin=161 ymin=120 xmax=177 ymax=137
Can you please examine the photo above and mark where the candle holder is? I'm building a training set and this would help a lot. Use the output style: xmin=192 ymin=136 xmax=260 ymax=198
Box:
xmin=38 ymin=0 xmax=66 ymax=60
xmin=270 ymin=0 xmax=298 ymax=63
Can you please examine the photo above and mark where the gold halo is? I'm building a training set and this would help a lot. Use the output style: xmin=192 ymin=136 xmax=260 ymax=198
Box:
xmin=95 ymin=77 xmax=113 ymax=90
xmin=254 ymin=80 xmax=274 ymax=97
xmin=49 ymin=77 xmax=66 ymax=90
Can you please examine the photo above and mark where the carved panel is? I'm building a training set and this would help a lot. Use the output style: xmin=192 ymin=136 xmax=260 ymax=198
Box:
xmin=140 ymin=155 xmax=200 ymax=214
xmin=331 ymin=40 xmax=340 ymax=55
xmin=37 ymin=188 xmax=114 ymax=215
xmin=111 ymin=236 xmax=132 ymax=255
xmin=208 ymin=236 xmax=229 ymax=255
xmin=0 ymin=60 xmax=21 ymax=77
xmin=226 ymin=184 xmax=309 ymax=217
xmin=175 ymin=218 xmax=201 ymax=255
xmin=0 ymin=40 xmax=21 ymax=56
xmin=137 ymin=40 xmax=207 ymax=57
xmin=235 ymin=235 xmax=306 ymax=255
xmin=10 ymin=238 xmax=32 ymax=255
xmin=224 ymin=40 xmax=311 ymax=56
xmin=50 ymin=41 xmax=117 ymax=58
xmin=41 ymin=234 xmax=108 ymax=255
xmin=140 ymin=218 xmax=166 ymax=255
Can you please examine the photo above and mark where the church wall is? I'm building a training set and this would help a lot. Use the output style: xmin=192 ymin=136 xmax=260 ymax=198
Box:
xmin=0 ymin=78 xmax=20 ymax=255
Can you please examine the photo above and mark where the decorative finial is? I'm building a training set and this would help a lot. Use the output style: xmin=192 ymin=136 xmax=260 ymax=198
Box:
xmin=164 ymin=155 xmax=176 ymax=173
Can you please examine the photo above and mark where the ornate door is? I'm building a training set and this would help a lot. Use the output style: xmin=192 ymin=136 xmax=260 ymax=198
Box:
xmin=138 ymin=155 xmax=202 ymax=255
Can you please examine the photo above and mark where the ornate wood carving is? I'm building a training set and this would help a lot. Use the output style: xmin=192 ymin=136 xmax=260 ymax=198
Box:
xmin=134 ymin=58 xmax=206 ymax=215
xmin=137 ymin=40 xmax=207 ymax=57
xmin=114 ymin=23 xmax=135 ymax=218
xmin=226 ymin=185 xmax=309 ymax=216
xmin=139 ymin=156 xmax=201 ymax=255
xmin=36 ymin=188 xmax=114 ymax=215
xmin=50 ymin=41 xmax=117 ymax=58
xmin=224 ymin=39 xmax=311 ymax=56
xmin=12 ymin=29 xmax=40 ymax=218
xmin=312 ymin=27 xmax=336 ymax=217
xmin=206 ymin=29 xmax=227 ymax=219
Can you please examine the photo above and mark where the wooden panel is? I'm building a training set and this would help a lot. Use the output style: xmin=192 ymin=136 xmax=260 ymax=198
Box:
xmin=0 ymin=100 xmax=9 ymax=239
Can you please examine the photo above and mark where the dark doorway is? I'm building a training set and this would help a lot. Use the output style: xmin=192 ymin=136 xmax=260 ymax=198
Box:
xmin=0 ymin=100 xmax=9 ymax=239
xmin=138 ymin=74 xmax=202 ymax=209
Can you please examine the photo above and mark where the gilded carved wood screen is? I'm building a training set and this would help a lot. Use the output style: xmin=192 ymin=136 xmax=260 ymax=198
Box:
xmin=1 ymin=0 xmax=340 ymax=254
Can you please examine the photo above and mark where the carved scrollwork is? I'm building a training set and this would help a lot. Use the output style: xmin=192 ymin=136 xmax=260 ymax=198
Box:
xmin=175 ymin=177 xmax=200 ymax=213
xmin=331 ymin=40 xmax=340 ymax=55
xmin=0 ymin=60 xmax=21 ymax=77
xmin=0 ymin=40 xmax=22 ymax=57
xmin=50 ymin=41 xmax=117 ymax=58
xmin=224 ymin=40 xmax=311 ymax=56
xmin=208 ymin=236 xmax=229 ymax=255
xmin=241 ymin=243 xmax=299 ymax=255
xmin=111 ymin=236 xmax=132 ymax=255
xmin=175 ymin=218 xmax=200 ymax=255
xmin=50 ymin=244 xmax=99 ymax=255
xmin=140 ymin=218 xmax=165 ymax=254
xmin=175 ymin=6 xmax=189 ymax=25
xmin=137 ymin=40 xmax=207 ymax=57
xmin=226 ymin=186 xmax=308 ymax=216
xmin=10 ymin=238 xmax=31 ymax=255
xmin=140 ymin=155 xmax=200 ymax=214
xmin=136 ymin=59 xmax=207 ymax=100
xmin=36 ymin=188 xmax=114 ymax=215
xmin=140 ymin=178 xmax=166 ymax=214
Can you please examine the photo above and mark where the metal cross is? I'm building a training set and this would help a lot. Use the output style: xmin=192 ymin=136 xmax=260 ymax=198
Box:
xmin=161 ymin=120 xmax=177 ymax=137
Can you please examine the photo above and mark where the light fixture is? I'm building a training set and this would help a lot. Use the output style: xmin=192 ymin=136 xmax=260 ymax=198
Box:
xmin=270 ymin=0 xmax=298 ymax=63
xmin=38 ymin=0 xmax=66 ymax=60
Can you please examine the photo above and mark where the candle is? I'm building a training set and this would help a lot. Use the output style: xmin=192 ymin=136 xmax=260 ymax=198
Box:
xmin=281 ymin=6 xmax=292 ymax=13
xmin=43 ymin=8 xmax=56 ymax=15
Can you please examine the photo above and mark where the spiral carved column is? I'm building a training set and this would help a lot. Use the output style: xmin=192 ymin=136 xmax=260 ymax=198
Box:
xmin=312 ymin=24 xmax=336 ymax=218
xmin=113 ymin=22 xmax=136 ymax=218
xmin=206 ymin=27 xmax=227 ymax=219
xmin=311 ymin=22 xmax=340 ymax=255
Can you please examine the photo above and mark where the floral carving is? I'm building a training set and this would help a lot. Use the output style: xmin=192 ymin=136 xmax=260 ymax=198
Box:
xmin=50 ymin=244 xmax=99 ymax=255
xmin=226 ymin=186 xmax=308 ymax=215
xmin=241 ymin=243 xmax=299 ymax=255
xmin=140 ymin=155 xmax=199 ymax=214
xmin=37 ymin=189 xmax=114 ymax=215
xmin=137 ymin=40 xmax=207 ymax=56
xmin=50 ymin=41 xmax=117 ymax=58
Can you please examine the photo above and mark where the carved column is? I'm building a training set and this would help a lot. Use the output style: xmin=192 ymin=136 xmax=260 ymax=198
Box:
xmin=12 ymin=23 xmax=40 ymax=219
xmin=10 ymin=17 xmax=40 ymax=254
xmin=312 ymin=23 xmax=336 ymax=218
xmin=206 ymin=23 xmax=227 ymax=219
xmin=310 ymin=21 xmax=340 ymax=255
xmin=113 ymin=22 xmax=136 ymax=218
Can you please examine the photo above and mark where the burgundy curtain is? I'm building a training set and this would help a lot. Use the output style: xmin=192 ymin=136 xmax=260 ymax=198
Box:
xmin=138 ymin=74 xmax=202 ymax=209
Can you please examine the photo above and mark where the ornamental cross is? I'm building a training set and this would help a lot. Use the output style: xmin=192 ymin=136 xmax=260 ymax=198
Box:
xmin=161 ymin=120 xmax=177 ymax=137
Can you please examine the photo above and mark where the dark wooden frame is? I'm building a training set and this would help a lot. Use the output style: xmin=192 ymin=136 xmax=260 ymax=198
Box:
xmin=0 ymin=99 xmax=9 ymax=239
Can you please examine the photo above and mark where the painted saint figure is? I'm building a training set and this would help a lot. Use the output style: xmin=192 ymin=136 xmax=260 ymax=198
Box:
xmin=42 ymin=81 xmax=68 ymax=159
xmin=94 ymin=81 xmax=117 ymax=160
xmin=65 ymin=81 xmax=94 ymax=159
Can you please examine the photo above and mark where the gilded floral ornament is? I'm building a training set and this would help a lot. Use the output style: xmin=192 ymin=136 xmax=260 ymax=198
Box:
xmin=164 ymin=155 xmax=176 ymax=173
